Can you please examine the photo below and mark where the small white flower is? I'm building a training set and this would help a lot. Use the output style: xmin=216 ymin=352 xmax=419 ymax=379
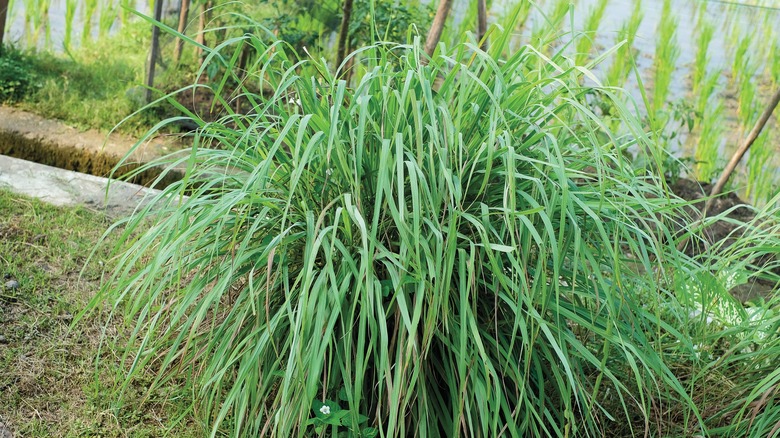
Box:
xmin=319 ymin=405 xmax=331 ymax=415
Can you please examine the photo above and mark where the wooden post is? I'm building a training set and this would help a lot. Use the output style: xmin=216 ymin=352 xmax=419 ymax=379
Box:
xmin=0 ymin=0 xmax=9 ymax=49
xmin=173 ymin=0 xmax=190 ymax=63
xmin=195 ymin=1 xmax=212 ymax=66
xmin=336 ymin=0 xmax=353 ymax=69
xmin=477 ymin=0 xmax=487 ymax=50
xmin=145 ymin=0 xmax=164 ymax=103
xmin=424 ymin=0 xmax=453 ymax=58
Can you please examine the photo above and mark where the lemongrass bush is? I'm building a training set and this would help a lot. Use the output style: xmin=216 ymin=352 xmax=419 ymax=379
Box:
xmin=87 ymin=8 xmax=780 ymax=438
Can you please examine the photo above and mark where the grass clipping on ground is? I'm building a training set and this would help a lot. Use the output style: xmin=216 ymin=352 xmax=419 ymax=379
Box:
xmin=0 ymin=190 xmax=195 ymax=437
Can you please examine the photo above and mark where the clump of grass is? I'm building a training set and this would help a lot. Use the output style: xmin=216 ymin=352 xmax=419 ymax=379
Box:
xmin=575 ymin=0 xmax=609 ymax=66
xmin=24 ymin=0 xmax=51 ymax=48
xmin=651 ymin=0 xmax=680 ymax=119
xmin=82 ymin=7 xmax=743 ymax=437
xmin=737 ymin=72 xmax=758 ymax=130
xmin=605 ymin=0 xmax=642 ymax=87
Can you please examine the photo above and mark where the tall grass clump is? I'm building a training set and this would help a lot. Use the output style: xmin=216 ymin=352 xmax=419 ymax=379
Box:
xmin=574 ymin=0 xmax=608 ymax=66
xmin=651 ymin=0 xmax=680 ymax=119
xmin=89 ymin=9 xmax=730 ymax=438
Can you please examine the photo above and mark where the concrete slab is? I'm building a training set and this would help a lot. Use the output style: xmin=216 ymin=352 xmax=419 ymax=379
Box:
xmin=0 ymin=154 xmax=160 ymax=217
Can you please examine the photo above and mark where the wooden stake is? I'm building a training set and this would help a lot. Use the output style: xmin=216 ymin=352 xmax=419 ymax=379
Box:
xmin=145 ymin=0 xmax=164 ymax=103
xmin=424 ymin=0 xmax=453 ymax=58
xmin=173 ymin=0 xmax=191 ymax=63
xmin=704 ymin=87 xmax=780 ymax=215
xmin=336 ymin=0 xmax=353 ymax=70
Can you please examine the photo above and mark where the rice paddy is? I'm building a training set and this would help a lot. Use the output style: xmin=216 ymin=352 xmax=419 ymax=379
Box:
xmin=4 ymin=0 xmax=780 ymax=203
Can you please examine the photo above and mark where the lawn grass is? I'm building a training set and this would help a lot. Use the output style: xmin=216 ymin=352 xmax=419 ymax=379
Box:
xmin=0 ymin=189 xmax=196 ymax=437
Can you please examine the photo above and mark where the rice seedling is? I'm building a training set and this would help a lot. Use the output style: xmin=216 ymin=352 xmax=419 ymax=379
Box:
xmin=745 ymin=134 xmax=774 ymax=203
xmin=120 ymin=0 xmax=134 ymax=25
xmin=99 ymin=0 xmax=119 ymax=38
xmin=694 ymin=101 xmax=725 ymax=182
xmin=82 ymin=6 xmax=748 ymax=437
xmin=651 ymin=0 xmax=680 ymax=120
xmin=64 ymin=0 xmax=79 ymax=49
xmin=529 ymin=0 xmax=570 ymax=50
xmin=604 ymin=0 xmax=642 ymax=87
xmin=737 ymin=72 xmax=758 ymax=130
xmin=696 ymin=69 xmax=720 ymax=117
xmin=25 ymin=0 xmax=51 ymax=48
xmin=575 ymin=0 xmax=608 ymax=66
xmin=83 ymin=0 xmax=100 ymax=45
xmin=731 ymin=33 xmax=753 ymax=87
xmin=691 ymin=21 xmax=714 ymax=96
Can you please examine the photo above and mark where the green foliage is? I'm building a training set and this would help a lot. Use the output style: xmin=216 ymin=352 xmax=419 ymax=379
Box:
xmin=0 ymin=48 xmax=39 ymax=103
xmin=348 ymin=0 xmax=432 ymax=49
xmin=15 ymin=22 xmax=164 ymax=134
xmin=85 ymin=8 xmax=739 ymax=437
